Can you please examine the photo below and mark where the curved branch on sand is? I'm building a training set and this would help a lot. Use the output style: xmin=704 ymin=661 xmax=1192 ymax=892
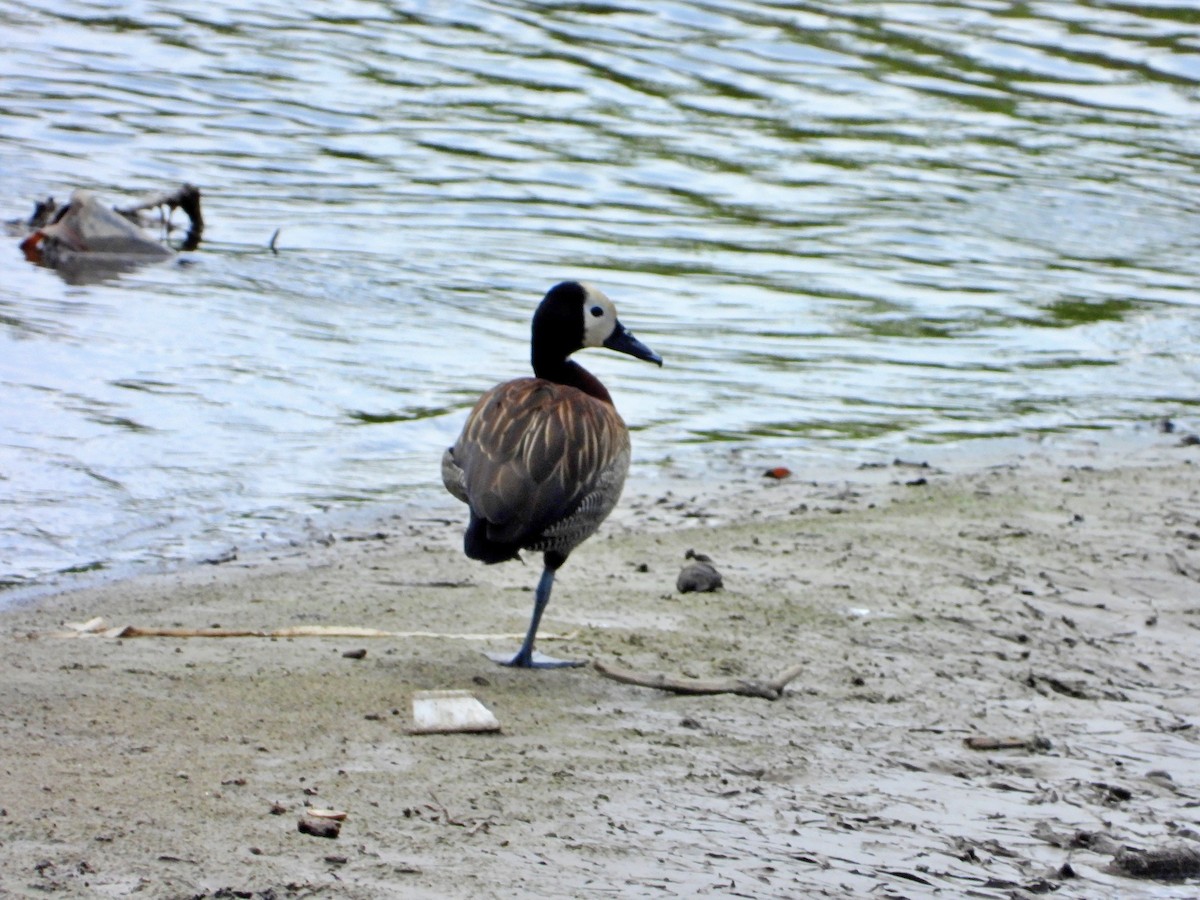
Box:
xmin=593 ymin=659 xmax=805 ymax=701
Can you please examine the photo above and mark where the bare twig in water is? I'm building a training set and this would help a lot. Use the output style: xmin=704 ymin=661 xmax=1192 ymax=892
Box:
xmin=269 ymin=228 xmax=280 ymax=254
xmin=593 ymin=659 xmax=804 ymax=700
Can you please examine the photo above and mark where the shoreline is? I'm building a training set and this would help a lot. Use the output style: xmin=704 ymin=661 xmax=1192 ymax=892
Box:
xmin=2 ymin=432 xmax=1199 ymax=897
xmin=6 ymin=421 xmax=1188 ymax=611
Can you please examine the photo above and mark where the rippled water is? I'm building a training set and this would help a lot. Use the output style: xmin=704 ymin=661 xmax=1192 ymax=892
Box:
xmin=2 ymin=0 xmax=1199 ymax=589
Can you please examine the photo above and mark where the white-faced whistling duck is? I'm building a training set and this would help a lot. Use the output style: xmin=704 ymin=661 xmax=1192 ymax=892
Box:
xmin=441 ymin=281 xmax=662 ymax=668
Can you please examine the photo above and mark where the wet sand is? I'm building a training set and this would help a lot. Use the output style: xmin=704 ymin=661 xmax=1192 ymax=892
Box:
xmin=2 ymin=435 xmax=1199 ymax=898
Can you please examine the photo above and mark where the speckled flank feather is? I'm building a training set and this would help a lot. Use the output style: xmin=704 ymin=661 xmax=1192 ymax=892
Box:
xmin=442 ymin=377 xmax=630 ymax=563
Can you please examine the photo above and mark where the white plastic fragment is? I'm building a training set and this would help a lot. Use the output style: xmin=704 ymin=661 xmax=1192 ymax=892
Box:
xmin=410 ymin=690 xmax=500 ymax=735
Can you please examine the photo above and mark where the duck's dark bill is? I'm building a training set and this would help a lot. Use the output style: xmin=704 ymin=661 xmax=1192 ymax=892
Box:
xmin=604 ymin=322 xmax=663 ymax=366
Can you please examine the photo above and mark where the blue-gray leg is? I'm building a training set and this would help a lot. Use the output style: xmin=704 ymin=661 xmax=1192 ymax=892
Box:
xmin=487 ymin=566 xmax=585 ymax=668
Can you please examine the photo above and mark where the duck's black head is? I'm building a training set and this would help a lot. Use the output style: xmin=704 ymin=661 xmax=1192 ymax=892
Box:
xmin=531 ymin=281 xmax=662 ymax=377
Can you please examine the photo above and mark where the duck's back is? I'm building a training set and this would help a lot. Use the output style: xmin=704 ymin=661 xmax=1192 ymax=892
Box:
xmin=442 ymin=377 xmax=631 ymax=564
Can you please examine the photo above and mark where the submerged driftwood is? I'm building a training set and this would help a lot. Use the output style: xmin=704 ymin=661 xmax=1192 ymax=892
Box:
xmin=16 ymin=184 xmax=203 ymax=282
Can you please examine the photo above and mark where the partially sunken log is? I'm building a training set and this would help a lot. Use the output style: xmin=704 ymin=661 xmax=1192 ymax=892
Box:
xmin=17 ymin=184 xmax=203 ymax=282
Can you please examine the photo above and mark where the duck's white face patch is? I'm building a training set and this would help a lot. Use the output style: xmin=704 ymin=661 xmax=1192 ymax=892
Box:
xmin=580 ymin=283 xmax=618 ymax=348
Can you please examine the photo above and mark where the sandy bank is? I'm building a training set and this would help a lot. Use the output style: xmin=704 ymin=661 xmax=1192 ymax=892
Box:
xmin=2 ymin=434 xmax=1199 ymax=898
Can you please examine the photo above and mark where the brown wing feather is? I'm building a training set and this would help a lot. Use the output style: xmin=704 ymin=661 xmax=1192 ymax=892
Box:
xmin=450 ymin=377 xmax=630 ymax=551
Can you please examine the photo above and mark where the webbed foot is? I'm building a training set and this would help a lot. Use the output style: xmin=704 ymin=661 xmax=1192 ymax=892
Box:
xmin=486 ymin=649 xmax=587 ymax=669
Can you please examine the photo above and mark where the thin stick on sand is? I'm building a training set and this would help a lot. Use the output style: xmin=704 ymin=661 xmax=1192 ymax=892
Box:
xmin=593 ymin=659 xmax=805 ymax=701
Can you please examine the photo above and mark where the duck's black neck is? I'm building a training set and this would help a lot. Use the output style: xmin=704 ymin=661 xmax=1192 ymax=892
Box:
xmin=532 ymin=353 xmax=613 ymax=405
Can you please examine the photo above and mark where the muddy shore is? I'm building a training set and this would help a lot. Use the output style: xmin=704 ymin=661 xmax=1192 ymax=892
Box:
xmin=2 ymin=435 xmax=1199 ymax=898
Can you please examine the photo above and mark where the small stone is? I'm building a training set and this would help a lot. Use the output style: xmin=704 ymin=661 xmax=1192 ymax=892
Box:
xmin=677 ymin=562 xmax=723 ymax=593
